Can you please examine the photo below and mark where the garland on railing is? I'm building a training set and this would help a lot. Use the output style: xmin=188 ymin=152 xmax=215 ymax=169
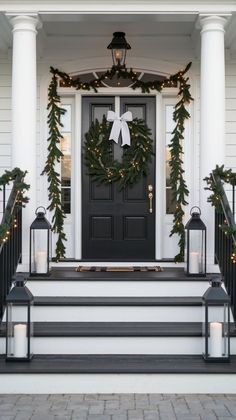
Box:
xmin=204 ymin=164 xmax=236 ymax=263
xmin=45 ymin=62 xmax=193 ymax=261
xmin=0 ymin=167 xmax=29 ymax=244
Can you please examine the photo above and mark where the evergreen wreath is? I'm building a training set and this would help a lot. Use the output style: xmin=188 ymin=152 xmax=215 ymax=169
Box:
xmin=44 ymin=62 xmax=193 ymax=261
xmin=84 ymin=116 xmax=153 ymax=189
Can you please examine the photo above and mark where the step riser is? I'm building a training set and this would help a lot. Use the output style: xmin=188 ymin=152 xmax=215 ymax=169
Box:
xmin=1 ymin=337 xmax=235 ymax=355
xmin=2 ymin=306 xmax=205 ymax=322
xmin=0 ymin=373 xmax=235 ymax=394
xmin=27 ymin=281 xmax=209 ymax=297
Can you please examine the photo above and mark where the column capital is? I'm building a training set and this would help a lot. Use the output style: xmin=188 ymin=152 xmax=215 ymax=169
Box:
xmin=197 ymin=14 xmax=231 ymax=33
xmin=6 ymin=13 xmax=42 ymax=34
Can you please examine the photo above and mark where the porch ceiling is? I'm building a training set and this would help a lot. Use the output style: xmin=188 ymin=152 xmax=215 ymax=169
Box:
xmin=0 ymin=12 xmax=236 ymax=62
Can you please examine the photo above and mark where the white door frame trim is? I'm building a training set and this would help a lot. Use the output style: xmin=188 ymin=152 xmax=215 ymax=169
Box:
xmin=40 ymin=72 xmax=187 ymax=262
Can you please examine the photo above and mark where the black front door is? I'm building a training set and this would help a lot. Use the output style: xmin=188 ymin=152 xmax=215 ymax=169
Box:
xmin=82 ymin=96 xmax=156 ymax=261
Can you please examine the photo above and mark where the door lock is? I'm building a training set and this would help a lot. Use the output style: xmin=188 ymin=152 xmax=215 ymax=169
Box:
xmin=148 ymin=184 xmax=154 ymax=213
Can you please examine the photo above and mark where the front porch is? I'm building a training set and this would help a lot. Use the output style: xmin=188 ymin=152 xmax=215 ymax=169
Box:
xmin=1 ymin=0 xmax=236 ymax=394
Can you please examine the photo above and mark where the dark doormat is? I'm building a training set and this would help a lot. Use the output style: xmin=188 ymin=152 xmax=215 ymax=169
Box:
xmin=75 ymin=266 xmax=164 ymax=272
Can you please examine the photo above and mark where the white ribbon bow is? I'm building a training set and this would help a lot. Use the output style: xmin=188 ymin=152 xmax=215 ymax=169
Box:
xmin=107 ymin=110 xmax=133 ymax=147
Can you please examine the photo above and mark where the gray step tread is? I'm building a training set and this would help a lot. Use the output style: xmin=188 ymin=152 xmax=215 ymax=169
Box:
xmin=0 ymin=354 xmax=235 ymax=374
xmin=1 ymin=322 xmax=236 ymax=337
xmin=34 ymin=296 xmax=202 ymax=306
xmin=24 ymin=267 xmax=210 ymax=281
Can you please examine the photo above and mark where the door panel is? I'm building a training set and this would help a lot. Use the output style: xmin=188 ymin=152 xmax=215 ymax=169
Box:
xmin=82 ymin=96 xmax=156 ymax=261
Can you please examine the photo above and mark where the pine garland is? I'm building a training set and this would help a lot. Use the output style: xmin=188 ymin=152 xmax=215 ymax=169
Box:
xmin=45 ymin=62 xmax=193 ymax=261
xmin=204 ymin=164 xmax=236 ymax=263
xmin=41 ymin=74 xmax=67 ymax=260
xmin=0 ymin=167 xmax=29 ymax=244
xmin=84 ymin=117 xmax=153 ymax=189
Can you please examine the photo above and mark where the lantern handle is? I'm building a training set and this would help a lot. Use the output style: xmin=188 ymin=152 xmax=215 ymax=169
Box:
xmin=190 ymin=206 xmax=201 ymax=216
xmin=35 ymin=206 xmax=46 ymax=215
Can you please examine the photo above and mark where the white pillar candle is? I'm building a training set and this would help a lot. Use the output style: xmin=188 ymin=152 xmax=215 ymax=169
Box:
xmin=14 ymin=324 xmax=27 ymax=358
xmin=36 ymin=251 xmax=47 ymax=273
xmin=189 ymin=252 xmax=199 ymax=273
xmin=210 ymin=322 xmax=222 ymax=357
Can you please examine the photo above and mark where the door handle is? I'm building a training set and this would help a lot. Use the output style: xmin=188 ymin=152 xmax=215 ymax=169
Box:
xmin=148 ymin=184 xmax=154 ymax=214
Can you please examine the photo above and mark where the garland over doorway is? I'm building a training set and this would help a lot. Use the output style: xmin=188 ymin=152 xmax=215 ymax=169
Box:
xmin=43 ymin=63 xmax=193 ymax=261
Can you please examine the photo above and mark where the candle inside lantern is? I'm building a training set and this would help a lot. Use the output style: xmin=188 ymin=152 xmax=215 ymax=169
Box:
xmin=14 ymin=324 xmax=27 ymax=357
xmin=210 ymin=322 xmax=222 ymax=357
xmin=36 ymin=251 xmax=47 ymax=273
xmin=189 ymin=252 xmax=199 ymax=273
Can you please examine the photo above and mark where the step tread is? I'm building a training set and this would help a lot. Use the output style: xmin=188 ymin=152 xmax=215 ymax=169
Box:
xmin=1 ymin=354 xmax=236 ymax=374
xmin=24 ymin=267 xmax=210 ymax=282
xmin=34 ymin=296 xmax=203 ymax=306
xmin=1 ymin=322 xmax=235 ymax=337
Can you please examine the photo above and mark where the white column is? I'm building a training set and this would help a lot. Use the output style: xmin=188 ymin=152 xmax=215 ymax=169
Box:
xmin=199 ymin=14 xmax=230 ymax=267
xmin=8 ymin=14 xmax=41 ymax=269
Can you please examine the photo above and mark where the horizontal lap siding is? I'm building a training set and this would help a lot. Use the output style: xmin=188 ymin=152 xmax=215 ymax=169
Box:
xmin=226 ymin=62 xmax=236 ymax=171
xmin=0 ymin=57 xmax=11 ymax=173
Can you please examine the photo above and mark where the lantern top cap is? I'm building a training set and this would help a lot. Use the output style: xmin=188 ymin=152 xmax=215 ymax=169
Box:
xmin=185 ymin=206 xmax=206 ymax=230
xmin=190 ymin=206 xmax=201 ymax=217
xmin=210 ymin=276 xmax=222 ymax=287
xmin=30 ymin=206 xmax=51 ymax=230
xmin=202 ymin=275 xmax=230 ymax=303
xmin=107 ymin=32 xmax=131 ymax=50
xmin=6 ymin=276 xmax=33 ymax=302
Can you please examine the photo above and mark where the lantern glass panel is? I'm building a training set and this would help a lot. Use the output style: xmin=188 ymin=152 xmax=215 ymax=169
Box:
xmin=30 ymin=229 xmax=52 ymax=275
xmin=6 ymin=302 xmax=33 ymax=360
xmin=112 ymin=49 xmax=126 ymax=67
xmin=185 ymin=229 xmax=206 ymax=275
xmin=202 ymin=302 xmax=230 ymax=360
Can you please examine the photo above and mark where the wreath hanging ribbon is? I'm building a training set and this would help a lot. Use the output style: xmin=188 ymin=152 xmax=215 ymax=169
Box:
xmin=107 ymin=110 xmax=133 ymax=146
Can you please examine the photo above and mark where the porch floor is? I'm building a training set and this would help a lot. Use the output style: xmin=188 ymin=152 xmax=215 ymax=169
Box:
xmin=25 ymin=267 xmax=210 ymax=281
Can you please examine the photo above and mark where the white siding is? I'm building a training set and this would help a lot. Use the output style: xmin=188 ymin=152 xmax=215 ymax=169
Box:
xmin=226 ymin=61 xmax=236 ymax=171
xmin=0 ymin=55 xmax=11 ymax=173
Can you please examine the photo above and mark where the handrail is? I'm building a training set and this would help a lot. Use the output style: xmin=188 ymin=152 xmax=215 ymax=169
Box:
xmin=0 ymin=174 xmax=23 ymax=321
xmin=212 ymin=171 xmax=236 ymax=320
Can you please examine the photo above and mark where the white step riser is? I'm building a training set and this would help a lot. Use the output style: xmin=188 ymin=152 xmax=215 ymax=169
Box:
xmin=0 ymin=373 xmax=235 ymax=394
xmin=1 ymin=336 xmax=235 ymax=355
xmin=27 ymin=281 xmax=209 ymax=297
xmin=2 ymin=306 xmax=205 ymax=322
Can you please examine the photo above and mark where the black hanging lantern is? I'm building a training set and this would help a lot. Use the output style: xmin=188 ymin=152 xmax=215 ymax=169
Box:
xmin=107 ymin=32 xmax=131 ymax=68
xmin=202 ymin=277 xmax=231 ymax=362
xmin=185 ymin=206 xmax=207 ymax=277
xmin=29 ymin=206 xmax=52 ymax=277
xmin=6 ymin=277 xmax=34 ymax=361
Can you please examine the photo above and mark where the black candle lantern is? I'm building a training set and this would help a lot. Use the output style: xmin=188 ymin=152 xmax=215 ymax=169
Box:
xmin=6 ymin=277 xmax=34 ymax=361
xmin=202 ymin=277 xmax=231 ymax=362
xmin=185 ymin=206 xmax=207 ymax=277
xmin=107 ymin=32 xmax=131 ymax=68
xmin=29 ymin=206 xmax=52 ymax=277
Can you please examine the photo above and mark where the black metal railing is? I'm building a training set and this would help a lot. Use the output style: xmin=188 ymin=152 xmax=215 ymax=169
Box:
xmin=0 ymin=175 xmax=22 ymax=321
xmin=213 ymin=172 xmax=236 ymax=320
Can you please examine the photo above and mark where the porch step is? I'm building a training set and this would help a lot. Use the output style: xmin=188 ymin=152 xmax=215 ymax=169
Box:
xmin=2 ymin=321 xmax=236 ymax=337
xmin=25 ymin=267 xmax=210 ymax=297
xmin=1 ymin=354 xmax=236 ymax=374
xmin=1 ymin=355 xmax=236 ymax=394
xmin=33 ymin=296 xmax=202 ymax=306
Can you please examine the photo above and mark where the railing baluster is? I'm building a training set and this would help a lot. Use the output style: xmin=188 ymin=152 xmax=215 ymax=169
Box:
xmin=0 ymin=175 xmax=24 ymax=322
xmin=213 ymin=172 xmax=236 ymax=321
